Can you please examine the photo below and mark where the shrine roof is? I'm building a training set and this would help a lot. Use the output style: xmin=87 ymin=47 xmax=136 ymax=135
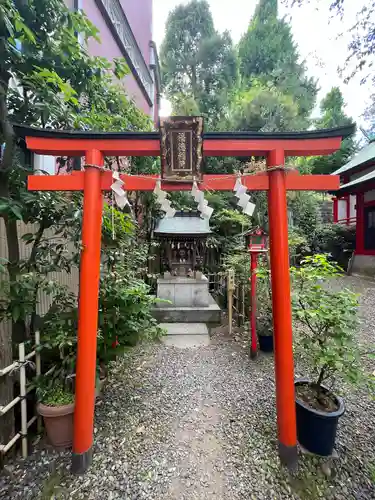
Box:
xmin=333 ymin=140 xmax=375 ymax=177
xmin=154 ymin=212 xmax=211 ymax=236
xmin=13 ymin=124 xmax=354 ymax=141
xmin=334 ymin=169 xmax=375 ymax=194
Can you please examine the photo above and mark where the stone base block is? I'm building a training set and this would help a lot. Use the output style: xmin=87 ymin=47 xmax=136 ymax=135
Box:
xmin=152 ymin=295 xmax=221 ymax=325
xmin=351 ymin=254 xmax=375 ymax=277
xmin=156 ymin=276 xmax=210 ymax=307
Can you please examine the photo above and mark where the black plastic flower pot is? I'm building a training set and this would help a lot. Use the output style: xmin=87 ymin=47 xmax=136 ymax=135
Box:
xmin=258 ymin=334 xmax=273 ymax=352
xmin=295 ymin=379 xmax=345 ymax=456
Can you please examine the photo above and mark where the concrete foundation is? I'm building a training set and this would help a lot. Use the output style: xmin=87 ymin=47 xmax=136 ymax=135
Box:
xmin=351 ymin=254 xmax=375 ymax=277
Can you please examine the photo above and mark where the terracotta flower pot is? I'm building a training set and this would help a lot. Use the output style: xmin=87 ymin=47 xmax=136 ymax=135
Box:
xmin=37 ymin=402 xmax=74 ymax=449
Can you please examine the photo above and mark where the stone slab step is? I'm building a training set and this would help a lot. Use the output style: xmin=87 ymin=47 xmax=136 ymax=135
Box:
xmin=162 ymin=334 xmax=210 ymax=348
xmin=159 ymin=323 xmax=208 ymax=336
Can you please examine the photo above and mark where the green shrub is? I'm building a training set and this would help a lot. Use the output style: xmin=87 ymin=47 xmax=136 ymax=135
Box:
xmin=98 ymin=265 xmax=163 ymax=366
xmin=291 ymin=254 xmax=361 ymax=406
xmin=36 ymin=380 xmax=74 ymax=407
xmin=255 ymin=265 xmax=273 ymax=336
xmin=311 ymin=223 xmax=356 ymax=270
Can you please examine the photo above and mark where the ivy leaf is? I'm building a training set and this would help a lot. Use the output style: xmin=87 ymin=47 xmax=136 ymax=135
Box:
xmin=12 ymin=305 xmax=20 ymax=322
xmin=9 ymin=204 xmax=23 ymax=220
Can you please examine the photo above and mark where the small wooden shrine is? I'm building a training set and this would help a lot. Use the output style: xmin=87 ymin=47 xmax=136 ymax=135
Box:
xmin=153 ymin=210 xmax=211 ymax=277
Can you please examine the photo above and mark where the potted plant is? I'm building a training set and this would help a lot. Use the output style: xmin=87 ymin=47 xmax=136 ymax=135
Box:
xmin=36 ymin=377 xmax=74 ymax=449
xmin=256 ymin=265 xmax=274 ymax=352
xmin=291 ymin=254 xmax=360 ymax=456
xmin=37 ymin=286 xmax=77 ymax=448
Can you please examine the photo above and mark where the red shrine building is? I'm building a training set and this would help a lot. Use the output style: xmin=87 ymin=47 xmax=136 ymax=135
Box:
xmin=332 ymin=140 xmax=375 ymax=275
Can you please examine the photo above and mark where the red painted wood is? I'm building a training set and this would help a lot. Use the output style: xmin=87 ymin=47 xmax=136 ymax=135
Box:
xmin=26 ymin=136 xmax=161 ymax=157
xmin=267 ymin=150 xmax=297 ymax=466
xmin=356 ymin=249 xmax=375 ymax=256
xmin=28 ymin=171 xmax=85 ymax=191
xmin=346 ymin=195 xmax=351 ymax=226
xmin=250 ymin=252 xmax=258 ymax=359
xmin=26 ymin=135 xmax=343 ymax=158
xmin=85 ymin=149 xmax=104 ymax=165
xmin=73 ymin=166 xmax=103 ymax=457
xmin=205 ymin=137 xmax=342 ymax=156
xmin=28 ymin=171 xmax=340 ymax=192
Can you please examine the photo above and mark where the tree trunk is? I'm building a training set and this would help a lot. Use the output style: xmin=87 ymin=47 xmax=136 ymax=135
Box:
xmin=0 ymin=318 xmax=14 ymax=451
xmin=0 ymin=70 xmax=17 ymax=448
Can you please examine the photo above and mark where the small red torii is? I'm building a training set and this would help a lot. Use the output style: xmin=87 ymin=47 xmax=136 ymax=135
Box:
xmin=16 ymin=123 xmax=352 ymax=474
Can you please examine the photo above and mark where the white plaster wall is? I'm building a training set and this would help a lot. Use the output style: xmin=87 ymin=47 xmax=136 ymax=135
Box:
xmin=33 ymin=154 xmax=56 ymax=175
xmin=349 ymin=195 xmax=357 ymax=224
xmin=338 ymin=199 xmax=347 ymax=221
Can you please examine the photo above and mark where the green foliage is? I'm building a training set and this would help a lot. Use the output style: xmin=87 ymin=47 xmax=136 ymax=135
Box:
xmin=300 ymin=87 xmax=356 ymax=174
xmin=223 ymin=251 xmax=272 ymax=336
xmin=310 ymin=223 xmax=356 ymax=269
xmin=254 ymin=263 xmax=273 ymax=336
xmin=102 ymin=205 xmax=136 ymax=247
xmin=291 ymin=254 xmax=361 ymax=393
xmin=288 ymin=192 xmax=320 ymax=237
xmin=36 ymin=379 xmax=74 ymax=407
xmin=316 ymin=87 xmax=353 ymax=130
xmin=226 ymin=82 xmax=304 ymax=132
xmin=363 ymin=96 xmax=375 ymax=137
xmin=288 ymin=228 xmax=310 ymax=265
xmin=98 ymin=262 xmax=163 ymax=365
xmin=237 ymin=0 xmax=317 ymax=129
xmin=0 ymin=0 xmax=153 ymax=351
xmin=160 ymin=0 xmax=237 ymax=125
xmin=222 ymin=250 xmax=249 ymax=284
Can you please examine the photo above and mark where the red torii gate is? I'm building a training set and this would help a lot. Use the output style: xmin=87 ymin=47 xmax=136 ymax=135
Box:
xmin=17 ymin=124 xmax=352 ymax=474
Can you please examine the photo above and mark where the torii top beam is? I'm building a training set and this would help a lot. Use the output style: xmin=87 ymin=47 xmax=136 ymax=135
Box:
xmin=15 ymin=124 xmax=353 ymax=157
xmin=16 ymin=124 xmax=354 ymax=193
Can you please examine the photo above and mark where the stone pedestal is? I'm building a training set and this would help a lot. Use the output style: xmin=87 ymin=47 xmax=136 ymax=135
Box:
xmin=153 ymin=275 xmax=221 ymax=325
xmin=157 ymin=275 xmax=210 ymax=307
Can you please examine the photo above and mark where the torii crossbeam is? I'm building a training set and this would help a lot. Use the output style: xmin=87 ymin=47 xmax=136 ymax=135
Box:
xmin=17 ymin=123 xmax=353 ymax=474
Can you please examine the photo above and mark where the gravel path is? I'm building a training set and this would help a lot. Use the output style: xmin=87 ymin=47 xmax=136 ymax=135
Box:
xmin=1 ymin=276 xmax=375 ymax=499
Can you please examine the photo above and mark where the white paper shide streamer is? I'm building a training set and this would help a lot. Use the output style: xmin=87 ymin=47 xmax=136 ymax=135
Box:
xmin=191 ymin=181 xmax=213 ymax=219
xmin=154 ymin=179 xmax=176 ymax=218
xmin=111 ymin=171 xmax=129 ymax=209
xmin=234 ymin=175 xmax=255 ymax=216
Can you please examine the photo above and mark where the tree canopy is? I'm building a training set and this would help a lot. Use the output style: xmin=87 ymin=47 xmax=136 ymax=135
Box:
xmin=301 ymin=87 xmax=356 ymax=174
xmin=160 ymin=0 xmax=237 ymax=126
xmin=237 ymin=0 xmax=318 ymax=130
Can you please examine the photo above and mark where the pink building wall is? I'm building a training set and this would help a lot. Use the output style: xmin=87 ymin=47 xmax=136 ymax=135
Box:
xmin=82 ymin=0 xmax=151 ymax=115
xmin=120 ymin=0 xmax=152 ymax=66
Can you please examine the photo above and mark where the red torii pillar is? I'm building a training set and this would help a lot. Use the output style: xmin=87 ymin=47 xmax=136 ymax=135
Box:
xmin=24 ymin=128 xmax=345 ymax=473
